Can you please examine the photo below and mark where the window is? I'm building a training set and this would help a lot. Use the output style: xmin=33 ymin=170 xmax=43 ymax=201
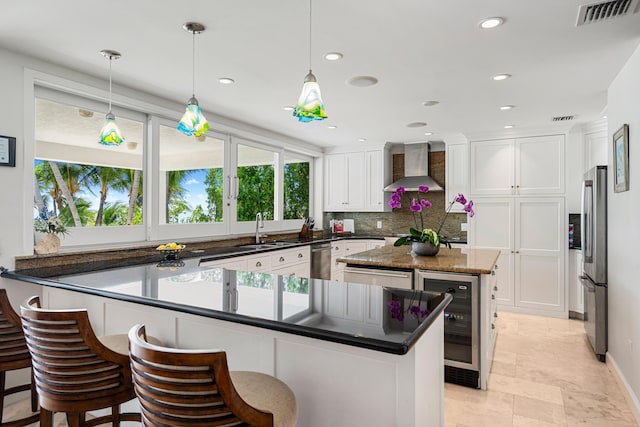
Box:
xmin=159 ymin=125 xmax=225 ymax=224
xmin=34 ymin=96 xmax=145 ymax=229
xmin=236 ymin=143 xmax=276 ymax=222
xmin=283 ymin=153 xmax=310 ymax=219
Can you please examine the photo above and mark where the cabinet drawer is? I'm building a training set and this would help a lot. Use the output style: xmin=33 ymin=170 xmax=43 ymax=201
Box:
xmin=271 ymin=246 xmax=310 ymax=268
xmin=330 ymin=241 xmax=345 ymax=256
xmin=246 ymin=254 xmax=272 ymax=272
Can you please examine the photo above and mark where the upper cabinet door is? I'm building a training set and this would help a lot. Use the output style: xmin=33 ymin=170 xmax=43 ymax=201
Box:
xmin=446 ymin=143 xmax=469 ymax=212
xmin=345 ymin=152 xmax=366 ymax=210
xmin=470 ymin=139 xmax=515 ymax=196
xmin=365 ymin=150 xmax=385 ymax=211
xmin=325 ymin=154 xmax=348 ymax=211
xmin=516 ymin=135 xmax=565 ymax=195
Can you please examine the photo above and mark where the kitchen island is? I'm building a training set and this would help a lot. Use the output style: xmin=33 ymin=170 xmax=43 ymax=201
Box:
xmin=337 ymin=246 xmax=501 ymax=390
xmin=2 ymin=260 xmax=451 ymax=427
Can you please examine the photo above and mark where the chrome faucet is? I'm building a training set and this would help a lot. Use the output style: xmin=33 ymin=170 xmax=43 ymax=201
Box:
xmin=255 ymin=212 xmax=264 ymax=244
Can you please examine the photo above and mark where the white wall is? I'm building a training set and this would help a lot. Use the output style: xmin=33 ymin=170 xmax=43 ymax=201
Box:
xmin=607 ymin=42 xmax=640 ymax=412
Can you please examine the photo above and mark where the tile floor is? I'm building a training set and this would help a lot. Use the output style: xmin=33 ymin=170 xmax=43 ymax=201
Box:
xmin=4 ymin=311 xmax=638 ymax=426
xmin=444 ymin=311 xmax=639 ymax=426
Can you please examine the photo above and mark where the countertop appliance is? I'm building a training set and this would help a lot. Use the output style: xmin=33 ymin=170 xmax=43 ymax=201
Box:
xmin=580 ymin=165 xmax=607 ymax=362
xmin=310 ymin=241 xmax=331 ymax=280
xmin=416 ymin=270 xmax=480 ymax=388
xmin=343 ymin=265 xmax=413 ymax=289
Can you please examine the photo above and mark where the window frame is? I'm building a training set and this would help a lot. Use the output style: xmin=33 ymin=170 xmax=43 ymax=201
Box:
xmin=24 ymin=69 xmax=317 ymax=253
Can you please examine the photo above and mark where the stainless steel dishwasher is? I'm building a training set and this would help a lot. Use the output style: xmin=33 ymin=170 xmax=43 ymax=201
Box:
xmin=310 ymin=242 xmax=332 ymax=279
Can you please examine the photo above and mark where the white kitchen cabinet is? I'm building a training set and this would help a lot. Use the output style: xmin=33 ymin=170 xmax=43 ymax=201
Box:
xmin=479 ymin=267 xmax=498 ymax=389
xmin=322 ymin=281 xmax=383 ymax=327
xmin=200 ymin=246 xmax=310 ymax=278
xmin=584 ymin=130 xmax=608 ymax=172
xmin=470 ymin=135 xmax=565 ymax=196
xmin=324 ymin=152 xmax=365 ymax=211
xmin=469 ymin=197 xmax=565 ymax=316
xmin=325 ymin=148 xmax=390 ymax=212
xmin=446 ymin=143 xmax=469 ymax=212
xmin=568 ymin=250 xmax=584 ymax=317
xmin=364 ymin=150 xmax=391 ymax=211
xmin=330 ymin=240 xmax=346 ymax=281
xmin=200 ymin=256 xmax=248 ymax=271
xmin=344 ymin=240 xmax=368 ymax=256
xmin=366 ymin=239 xmax=384 ymax=250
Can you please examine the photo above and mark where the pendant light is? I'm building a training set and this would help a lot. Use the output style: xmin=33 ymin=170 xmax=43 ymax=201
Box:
xmin=177 ymin=22 xmax=210 ymax=137
xmin=293 ymin=0 xmax=327 ymax=122
xmin=99 ymin=50 xmax=125 ymax=146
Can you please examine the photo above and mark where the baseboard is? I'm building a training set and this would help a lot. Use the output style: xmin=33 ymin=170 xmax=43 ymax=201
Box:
xmin=606 ymin=353 xmax=640 ymax=425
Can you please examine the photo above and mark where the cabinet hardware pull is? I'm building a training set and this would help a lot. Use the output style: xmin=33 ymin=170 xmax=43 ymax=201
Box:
xmin=494 ymin=264 xmax=499 ymax=270
xmin=494 ymin=312 xmax=498 ymax=318
xmin=256 ymin=261 xmax=262 ymax=267
xmin=345 ymin=269 xmax=411 ymax=279
xmin=491 ymin=271 xmax=496 ymax=276
xmin=298 ymin=253 xmax=303 ymax=258
xmin=227 ymin=175 xmax=232 ymax=199
xmin=234 ymin=176 xmax=239 ymax=199
xmin=491 ymin=294 xmax=495 ymax=300
xmin=493 ymin=286 xmax=498 ymax=291
xmin=491 ymin=323 xmax=495 ymax=329
xmin=279 ymin=257 xmax=285 ymax=262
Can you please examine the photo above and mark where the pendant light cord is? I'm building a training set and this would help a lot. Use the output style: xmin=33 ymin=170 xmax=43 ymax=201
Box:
xmin=108 ymin=57 xmax=113 ymax=113
xmin=192 ymin=30 xmax=196 ymax=97
xmin=308 ymin=0 xmax=312 ymax=71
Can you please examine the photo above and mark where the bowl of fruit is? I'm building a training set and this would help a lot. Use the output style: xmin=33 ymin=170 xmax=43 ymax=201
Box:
xmin=156 ymin=242 xmax=185 ymax=260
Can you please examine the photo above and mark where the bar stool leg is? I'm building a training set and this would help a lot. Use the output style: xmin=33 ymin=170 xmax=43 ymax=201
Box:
xmin=40 ymin=408 xmax=53 ymax=427
xmin=30 ymin=368 xmax=37 ymax=413
xmin=0 ymin=370 xmax=5 ymax=423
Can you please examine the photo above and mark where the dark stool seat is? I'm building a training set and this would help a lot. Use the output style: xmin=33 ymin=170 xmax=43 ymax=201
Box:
xmin=0 ymin=289 xmax=38 ymax=427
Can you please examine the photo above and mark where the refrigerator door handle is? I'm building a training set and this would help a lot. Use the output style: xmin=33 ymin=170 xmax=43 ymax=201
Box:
xmin=579 ymin=275 xmax=596 ymax=292
xmin=582 ymin=180 xmax=594 ymax=263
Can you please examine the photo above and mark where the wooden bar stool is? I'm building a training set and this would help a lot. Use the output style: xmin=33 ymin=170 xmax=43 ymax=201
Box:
xmin=0 ymin=289 xmax=38 ymax=427
xmin=129 ymin=324 xmax=298 ymax=427
xmin=20 ymin=295 xmax=141 ymax=427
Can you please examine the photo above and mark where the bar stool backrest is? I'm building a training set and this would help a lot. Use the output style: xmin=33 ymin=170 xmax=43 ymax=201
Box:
xmin=129 ymin=324 xmax=274 ymax=427
xmin=0 ymin=289 xmax=30 ymax=370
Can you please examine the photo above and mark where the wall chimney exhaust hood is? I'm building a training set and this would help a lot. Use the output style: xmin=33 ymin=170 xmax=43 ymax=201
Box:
xmin=384 ymin=143 xmax=444 ymax=192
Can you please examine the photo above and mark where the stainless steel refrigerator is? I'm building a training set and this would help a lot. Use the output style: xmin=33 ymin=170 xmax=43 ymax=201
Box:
xmin=580 ymin=165 xmax=607 ymax=362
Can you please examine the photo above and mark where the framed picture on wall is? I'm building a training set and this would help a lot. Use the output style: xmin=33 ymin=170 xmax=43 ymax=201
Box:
xmin=0 ymin=135 xmax=16 ymax=167
xmin=613 ymin=124 xmax=629 ymax=193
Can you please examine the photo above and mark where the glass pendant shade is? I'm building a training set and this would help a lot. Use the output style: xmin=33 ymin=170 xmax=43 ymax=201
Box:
xmin=293 ymin=71 xmax=327 ymax=122
xmin=99 ymin=113 xmax=124 ymax=146
xmin=177 ymin=97 xmax=210 ymax=137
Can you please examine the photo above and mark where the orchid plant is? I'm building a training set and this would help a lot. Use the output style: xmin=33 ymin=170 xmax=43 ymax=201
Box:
xmin=34 ymin=207 xmax=67 ymax=236
xmin=389 ymin=186 xmax=474 ymax=247
xmin=388 ymin=295 xmax=432 ymax=323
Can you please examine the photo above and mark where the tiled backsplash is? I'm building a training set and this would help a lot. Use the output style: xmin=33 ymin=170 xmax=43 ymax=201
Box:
xmin=323 ymin=151 xmax=468 ymax=240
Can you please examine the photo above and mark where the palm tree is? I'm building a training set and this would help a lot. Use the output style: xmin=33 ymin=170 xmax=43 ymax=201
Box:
xmin=88 ymin=166 xmax=129 ymax=226
xmin=125 ymin=169 xmax=142 ymax=225
xmin=166 ymin=170 xmax=194 ymax=223
xmin=48 ymin=161 xmax=82 ymax=226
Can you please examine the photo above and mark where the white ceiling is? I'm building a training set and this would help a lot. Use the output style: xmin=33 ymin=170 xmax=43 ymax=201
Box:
xmin=2 ymin=0 xmax=640 ymax=149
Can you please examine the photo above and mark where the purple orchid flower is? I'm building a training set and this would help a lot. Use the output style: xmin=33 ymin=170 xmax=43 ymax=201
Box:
xmin=418 ymin=185 xmax=430 ymax=193
xmin=455 ymin=193 xmax=467 ymax=205
xmin=410 ymin=198 xmax=422 ymax=212
xmin=409 ymin=305 xmax=421 ymax=319
xmin=396 ymin=186 xmax=406 ymax=194
xmin=464 ymin=200 xmax=475 ymax=217
xmin=420 ymin=199 xmax=432 ymax=208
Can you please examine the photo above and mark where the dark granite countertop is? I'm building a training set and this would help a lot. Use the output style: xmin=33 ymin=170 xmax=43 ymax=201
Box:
xmin=1 ymin=261 xmax=450 ymax=355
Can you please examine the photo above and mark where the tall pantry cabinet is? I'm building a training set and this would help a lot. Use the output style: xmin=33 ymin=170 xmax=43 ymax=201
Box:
xmin=468 ymin=135 xmax=566 ymax=316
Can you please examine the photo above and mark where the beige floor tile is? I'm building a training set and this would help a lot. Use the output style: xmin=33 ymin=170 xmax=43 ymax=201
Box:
xmin=562 ymin=389 xmax=636 ymax=424
xmin=513 ymin=414 xmax=568 ymax=427
xmin=513 ymin=395 xmax=567 ymax=425
xmin=494 ymin=349 xmax=518 ymax=365
xmin=489 ymin=373 xmax=564 ymax=405
xmin=492 ymin=360 xmax=517 ymax=377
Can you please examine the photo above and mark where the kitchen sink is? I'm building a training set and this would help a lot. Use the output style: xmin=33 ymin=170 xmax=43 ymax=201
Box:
xmin=235 ymin=241 xmax=298 ymax=250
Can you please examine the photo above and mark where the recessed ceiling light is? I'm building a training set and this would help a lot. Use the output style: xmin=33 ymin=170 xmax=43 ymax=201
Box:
xmin=328 ymin=125 xmax=337 ymax=129
xmin=504 ymin=125 xmax=514 ymax=129
xmin=283 ymin=106 xmax=294 ymax=111
xmin=78 ymin=109 xmax=94 ymax=118
xmin=324 ymin=52 xmax=343 ymax=61
xmin=493 ymin=74 xmax=511 ymax=81
xmin=424 ymin=132 xmax=433 ymax=136
xmin=346 ymin=76 xmax=379 ymax=87
xmin=422 ymin=101 xmax=440 ymax=107
xmin=218 ymin=77 xmax=235 ymax=84
xmin=358 ymin=138 xmax=367 ymax=142
xmin=406 ymin=122 xmax=427 ymax=128
xmin=479 ymin=17 xmax=505 ymax=29
xmin=499 ymin=105 xmax=515 ymax=110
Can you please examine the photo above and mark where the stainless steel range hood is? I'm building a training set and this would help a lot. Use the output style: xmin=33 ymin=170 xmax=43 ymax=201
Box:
xmin=384 ymin=143 xmax=444 ymax=192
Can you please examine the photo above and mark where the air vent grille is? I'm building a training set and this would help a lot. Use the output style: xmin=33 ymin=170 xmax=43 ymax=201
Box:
xmin=552 ymin=115 xmax=575 ymax=122
xmin=576 ymin=0 xmax=640 ymax=26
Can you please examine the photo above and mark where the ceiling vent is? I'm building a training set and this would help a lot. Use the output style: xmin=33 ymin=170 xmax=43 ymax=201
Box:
xmin=576 ymin=0 xmax=640 ymax=26
xmin=552 ymin=115 xmax=575 ymax=121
